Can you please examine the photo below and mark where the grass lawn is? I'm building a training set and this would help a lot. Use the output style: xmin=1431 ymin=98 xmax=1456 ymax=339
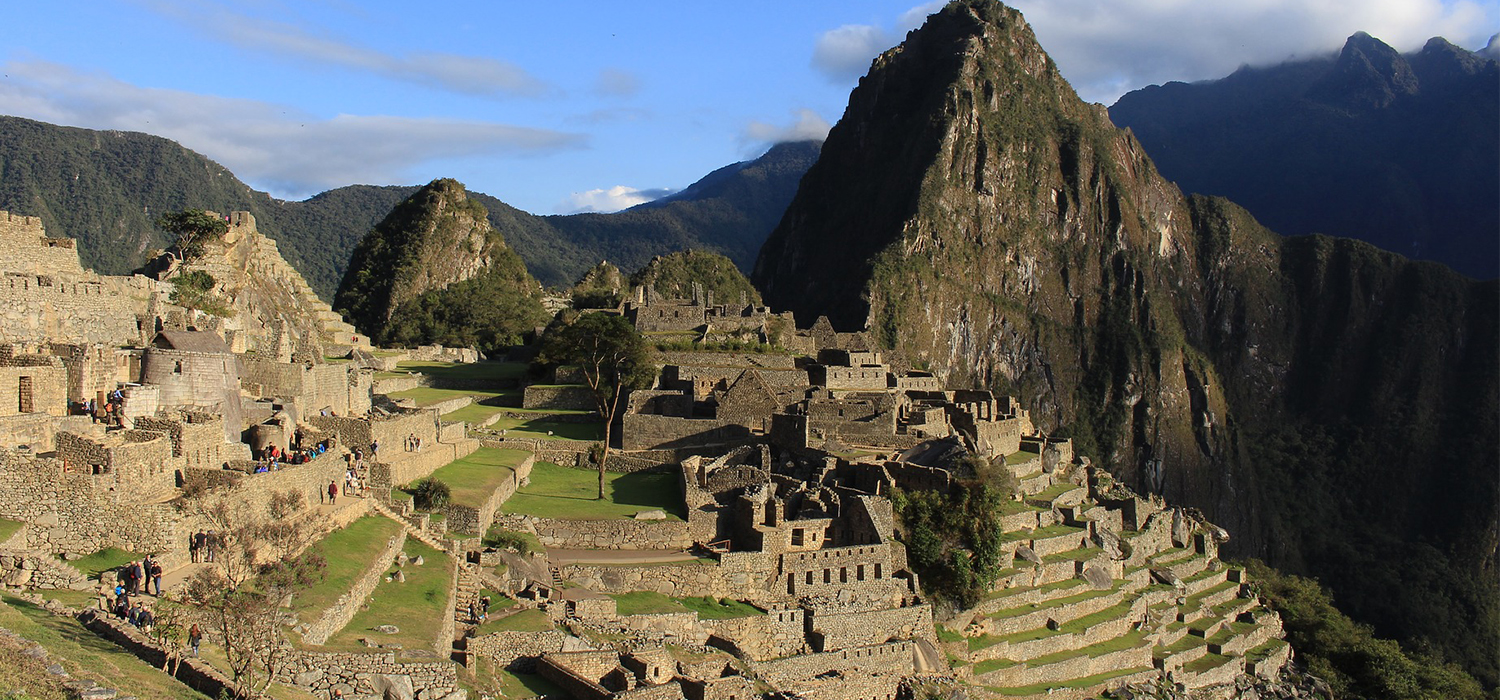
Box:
xmin=487 ymin=416 xmax=604 ymax=441
xmin=987 ymin=666 xmax=1153 ymax=696
xmin=395 ymin=361 xmax=527 ymax=383
xmin=476 ymin=608 xmax=552 ymax=634
xmin=67 ymin=547 xmax=142 ymax=580
xmin=288 ymin=516 xmax=403 ymax=622
xmin=387 ymin=386 xmax=509 ymax=407
xmin=1005 ymin=450 xmax=1039 ymax=466
xmin=420 ymin=447 xmax=531 ymax=509
xmin=611 ymin=591 xmax=686 ymax=616
xmin=501 ymin=462 xmax=685 ymax=521
xmin=34 ymin=589 xmax=103 ymax=611
xmin=0 ymin=594 xmax=210 ymax=699
xmin=676 ymin=596 xmax=763 ymax=620
xmin=0 ymin=517 xmax=22 ymax=543
xmin=324 ymin=539 xmax=452 ymax=654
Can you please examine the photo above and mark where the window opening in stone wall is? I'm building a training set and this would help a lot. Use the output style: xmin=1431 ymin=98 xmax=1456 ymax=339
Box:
xmin=18 ymin=376 xmax=33 ymax=413
xmin=173 ymin=361 xmax=182 ymax=374
xmin=791 ymin=528 xmax=804 ymax=546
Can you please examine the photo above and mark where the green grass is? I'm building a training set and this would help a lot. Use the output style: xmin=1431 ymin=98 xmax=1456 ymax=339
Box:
xmin=611 ymin=591 xmax=687 ymax=616
xmin=0 ymin=517 xmax=22 ymax=543
xmin=1021 ymin=630 xmax=1147 ymax=667
xmin=487 ymin=416 xmax=604 ymax=441
xmin=420 ymin=447 xmax=531 ymax=510
xmin=0 ymin=594 xmax=210 ymax=699
xmin=288 ymin=516 xmax=403 ymax=621
xmin=443 ymin=402 xmax=509 ymax=425
xmin=476 ymin=608 xmax=552 ymax=634
xmin=492 ymin=667 xmax=561 ymax=699
xmin=1182 ymin=652 xmax=1236 ymax=674
xmin=324 ymin=539 xmax=453 ymax=654
xmin=972 ymin=657 xmax=1018 ymax=675
xmin=387 ymin=386 xmax=508 ymax=407
xmin=1005 ymin=450 xmax=1039 ymax=466
xmin=936 ymin=624 xmax=964 ymax=643
xmin=67 ymin=547 xmax=142 ymax=580
xmin=676 ymin=597 xmax=763 ymax=620
xmin=983 ymin=577 xmax=1086 ymax=602
xmin=986 ymin=665 xmax=1153 ymax=696
xmin=501 ymin=461 xmax=686 ymax=520
xmin=34 ymin=589 xmax=103 ymax=610
xmin=987 ymin=587 xmax=1114 ymax=621
xmin=394 ymin=360 xmax=528 ymax=382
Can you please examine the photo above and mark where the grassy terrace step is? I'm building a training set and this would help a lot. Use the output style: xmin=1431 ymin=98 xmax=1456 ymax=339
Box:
xmin=1015 ymin=630 xmax=1149 ymax=669
xmin=1002 ymin=523 xmax=1085 ymax=543
xmin=1183 ymin=580 xmax=1240 ymax=609
xmin=1157 ymin=632 xmax=1207 ymax=656
xmin=501 ymin=460 xmax=686 ymax=520
xmin=982 ymin=578 xmax=1088 ymax=606
xmin=1041 ymin=547 xmax=1101 ymax=564
xmin=1182 ymin=651 xmax=1238 ymax=674
xmin=415 ymin=447 xmax=531 ymax=509
xmin=1148 ymin=547 xmax=1195 ymax=566
xmin=1024 ymin=481 xmax=1081 ymax=506
xmin=1246 ymin=638 xmax=1290 ymax=663
xmin=985 ymin=665 xmax=1154 ymax=697
xmin=288 ymin=516 xmax=404 ymax=622
xmin=1205 ymin=620 xmax=1259 ymax=646
xmin=324 ymin=538 xmax=453 ymax=655
xmin=987 ymin=587 xmax=1116 ymax=621
xmin=971 ymin=597 xmax=1139 ymax=650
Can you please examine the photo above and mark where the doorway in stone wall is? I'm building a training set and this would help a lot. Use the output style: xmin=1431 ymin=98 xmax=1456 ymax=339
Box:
xmin=18 ymin=376 xmax=33 ymax=413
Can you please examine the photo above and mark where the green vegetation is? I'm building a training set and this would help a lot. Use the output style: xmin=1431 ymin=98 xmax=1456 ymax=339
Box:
xmin=1245 ymin=559 xmax=1485 ymax=700
xmin=0 ymin=518 xmax=22 ymax=543
xmin=610 ymin=591 xmax=684 ymax=616
xmin=481 ymin=525 xmax=540 ymax=555
xmin=168 ymin=270 xmax=231 ymax=316
xmin=569 ymin=261 xmax=625 ymax=309
xmin=155 ymin=208 xmax=228 ymax=262
xmin=386 ymin=386 xmax=510 ymax=407
xmin=477 ymin=608 xmax=551 ymax=634
xmin=66 ymin=547 xmax=142 ymax=580
xmin=486 ymin=416 xmax=604 ymax=441
xmin=411 ymin=477 xmax=451 ymax=511
xmin=325 ymin=539 xmax=452 ymax=653
xmin=628 ymin=250 xmax=763 ymax=305
xmin=0 ymin=594 xmax=209 ymax=699
xmin=288 ymin=516 xmax=402 ymax=619
xmin=676 ymin=596 xmax=763 ymax=620
xmin=394 ymin=360 xmax=527 ymax=382
xmin=502 ymin=461 xmax=685 ymax=521
xmin=893 ymin=470 xmax=1012 ymax=607
xmin=419 ymin=447 xmax=530 ymax=509
xmin=336 ymin=179 xmax=546 ymax=354
xmin=536 ymin=311 xmax=656 ymax=499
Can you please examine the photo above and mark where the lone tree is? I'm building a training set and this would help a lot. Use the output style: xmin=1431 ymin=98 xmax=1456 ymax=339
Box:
xmin=155 ymin=209 xmax=229 ymax=262
xmin=538 ymin=312 xmax=655 ymax=499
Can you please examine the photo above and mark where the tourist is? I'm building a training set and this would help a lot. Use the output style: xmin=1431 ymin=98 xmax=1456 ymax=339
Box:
xmin=370 ymin=439 xmax=379 ymax=459
xmin=414 ymin=436 xmax=421 ymax=452
xmin=328 ymin=481 xmax=338 ymax=505
xmin=138 ymin=606 xmax=154 ymax=634
xmin=129 ymin=560 xmax=143 ymax=594
xmin=205 ymin=531 xmax=217 ymax=563
xmin=148 ymin=558 xmax=163 ymax=596
xmin=188 ymin=623 xmax=202 ymax=656
xmin=189 ymin=532 xmax=199 ymax=563
xmin=479 ymin=594 xmax=490 ymax=623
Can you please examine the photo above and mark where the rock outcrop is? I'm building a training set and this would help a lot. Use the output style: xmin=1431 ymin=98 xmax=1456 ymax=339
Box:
xmin=752 ymin=0 xmax=1498 ymax=682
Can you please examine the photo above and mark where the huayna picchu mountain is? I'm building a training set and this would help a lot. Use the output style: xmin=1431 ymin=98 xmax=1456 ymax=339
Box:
xmin=753 ymin=0 xmax=1498 ymax=686
xmin=1109 ymin=31 xmax=1499 ymax=279
xmin=334 ymin=179 xmax=546 ymax=353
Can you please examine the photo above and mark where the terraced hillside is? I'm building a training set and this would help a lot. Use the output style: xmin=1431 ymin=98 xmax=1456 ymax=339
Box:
xmin=943 ymin=449 xmax=1291 ymax=698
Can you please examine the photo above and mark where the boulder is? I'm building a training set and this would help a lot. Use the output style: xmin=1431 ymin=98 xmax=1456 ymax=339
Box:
xmin=1151 ymin=568 xmax=1183 ymax=588
xmin=376 ymin=624 xmax=401 ymax=634
xmin=294 ymin=669 xmax=325 ymax=686
xmin=1081 ymin=565 xmax=1112 ymax=590
xmin=633 ymin=510 xmax=668 ymax=521
xmin=1014 ymin=545 xmax=1041 ymax=565
xmin=359 ymin=673 xmax=414 ymax=700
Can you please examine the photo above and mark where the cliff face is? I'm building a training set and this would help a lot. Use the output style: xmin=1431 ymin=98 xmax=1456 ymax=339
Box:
xmin=1109 ymin=32 xmax=1499 ymax=279
xmin=754 ymin=0 xmax=1497 ymax=682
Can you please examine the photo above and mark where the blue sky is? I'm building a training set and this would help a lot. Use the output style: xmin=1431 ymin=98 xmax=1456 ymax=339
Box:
xmin=2 ymin=0 xmax=1493 ymax=214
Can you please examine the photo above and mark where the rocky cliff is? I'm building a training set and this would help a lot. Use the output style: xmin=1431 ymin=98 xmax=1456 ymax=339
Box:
xmin=335 ymin=180 xmax=544 ymax=351
xmin=1109 ymin=32 xmax=1499 ymax=279
xmin=753 ymin=0 xmax=1497 ymax=684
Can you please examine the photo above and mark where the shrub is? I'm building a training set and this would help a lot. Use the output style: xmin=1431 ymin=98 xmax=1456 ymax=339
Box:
xmin=411 ymin=478 xmax=451 ymax=511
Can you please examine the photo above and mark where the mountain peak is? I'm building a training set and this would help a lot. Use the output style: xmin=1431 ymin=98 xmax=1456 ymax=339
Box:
xmin=1318 ymin=30 xmax=1418 ymax=108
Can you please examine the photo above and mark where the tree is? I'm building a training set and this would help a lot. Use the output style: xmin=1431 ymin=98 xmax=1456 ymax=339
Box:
xmin=538 ymin=312 xmax=656 ymax=499
xmin=155 ymin=209 xmax=229 ymax=262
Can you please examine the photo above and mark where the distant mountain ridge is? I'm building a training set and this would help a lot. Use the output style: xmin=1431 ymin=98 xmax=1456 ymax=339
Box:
xmin=1109 ymin=32 xmax=1499 ymax=279
xmin=0 ymin=114 xmax=820 ymax=296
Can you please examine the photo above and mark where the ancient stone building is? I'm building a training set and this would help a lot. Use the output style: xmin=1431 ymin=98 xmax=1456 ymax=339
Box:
xmin=141 ymin=331 xmax=244 ymax=441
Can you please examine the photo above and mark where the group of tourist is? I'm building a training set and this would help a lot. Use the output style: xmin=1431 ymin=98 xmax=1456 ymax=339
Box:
xmin=254 ymin=436 xmax=337 ymax=472
xmin=116 ymin=555 xmax=163 ymax=597
xmin=404 ymin=433 xmax=423 ymax=452
xmin=188 ymin=530 xmax=218 ymax=563
xmin=74 ymin=388 xmax=126 ymax=425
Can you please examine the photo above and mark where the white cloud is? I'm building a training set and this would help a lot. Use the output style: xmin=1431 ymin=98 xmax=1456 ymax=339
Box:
xmin=594 ymin=68 xmax=642 ymax=98
xmin=558 ymin=185 xmax=676 ymax=214
xmin=1008 ymin=0 xmax=1497 ymax=103
xmin=142 ymin=1 xmax=550 ymax=97
xmin=812 ymin=2 xmax=948 ymax=82
xmin=0 ymin=60 xmax=585 ymax=198
xmin=743 ymin=109 xmax=832 ymax=147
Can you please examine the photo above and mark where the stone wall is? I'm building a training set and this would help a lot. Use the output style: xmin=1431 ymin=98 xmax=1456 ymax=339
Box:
xmin=757 ymin=640 xmax=914 ymax=683
xmin=528 ymin=516 xmax=692 ymax=551
xmin=275 ymin=650 xmax=459 ymax=699
xmin=443 ymin=454 xmax=532 ymax=535
xmin=0 ymin=548 xmax=90 ymax=589
xmin=621 ymin=414 xmax=751 ymax=450
xmin=467 ymin=629 xmax=572 ymax=671
xmin=0 ymin=360 xmax=67 ymax=418
xmin=0 ymin=450 xmax=186 ymax=558
xmin=373 ymin=374 xmax=421 ymax=394
xmin=0 ymin=413 xmax=95 ymax=450
xmin=655 ymin=352 xmax=798 ymax=371
xmin=806 ymin=604 xmax=932 ymax=653
xmin=522 ymin=384 xmax=596 ymax=411
xmin=141 ymin=348 xmax=242 ymax=441
xmin=0 ymin=271 xmax=158 ymax=348
xmin=702 ymin=608 xmax=807 ymax=661
xmin=302 ymin=526 xmax=407 ymax=645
